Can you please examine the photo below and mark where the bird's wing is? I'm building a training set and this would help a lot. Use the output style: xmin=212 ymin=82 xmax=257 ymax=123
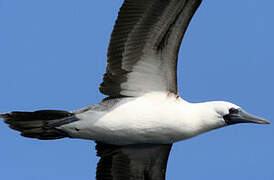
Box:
xmin=96 ymin=142 xmax=172 ymax=180
xmin=100 ymin=0 xmax=202 ymax=97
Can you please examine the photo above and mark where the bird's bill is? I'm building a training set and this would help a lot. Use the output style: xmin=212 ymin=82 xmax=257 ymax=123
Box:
xmin=226 ymin=109 xmax=270 ymax=125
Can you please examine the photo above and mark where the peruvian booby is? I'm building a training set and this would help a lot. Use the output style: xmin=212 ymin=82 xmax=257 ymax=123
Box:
xmin=1 ymin=0 xmax=270 ymax=179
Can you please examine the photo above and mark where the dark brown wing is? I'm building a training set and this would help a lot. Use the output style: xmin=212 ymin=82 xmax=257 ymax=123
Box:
xmin=100 ymin=0 xmax=202 ymax=97
xmin=96 ymin=142 xmax=172 ymax=180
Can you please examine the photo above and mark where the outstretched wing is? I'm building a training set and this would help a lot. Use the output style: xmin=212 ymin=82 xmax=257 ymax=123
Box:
xmin=100 ymin=0 xmax=202 ymax=97
xmin=96 ymin=142 xmax=172 ymax=180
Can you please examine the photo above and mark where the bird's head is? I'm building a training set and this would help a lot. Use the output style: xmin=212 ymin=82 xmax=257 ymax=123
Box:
xmin=212 ymin=101 xmax=270 ymax=126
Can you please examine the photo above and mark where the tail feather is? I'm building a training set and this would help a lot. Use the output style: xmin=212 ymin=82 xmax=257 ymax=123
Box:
xmin=1 ymin=110 xmax=75 ymax=140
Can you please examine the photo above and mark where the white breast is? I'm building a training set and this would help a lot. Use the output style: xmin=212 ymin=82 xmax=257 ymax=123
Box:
xmin=59 ymin=92 xmax=225 ymax=145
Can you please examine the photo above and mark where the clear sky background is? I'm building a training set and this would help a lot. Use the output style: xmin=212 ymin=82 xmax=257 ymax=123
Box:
xmin=0 ymin=0 xmax=273 ymax=179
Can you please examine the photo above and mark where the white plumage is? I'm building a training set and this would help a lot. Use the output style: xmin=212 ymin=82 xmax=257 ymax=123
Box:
xmin=59 ymin=92 xmax=238 ymax=145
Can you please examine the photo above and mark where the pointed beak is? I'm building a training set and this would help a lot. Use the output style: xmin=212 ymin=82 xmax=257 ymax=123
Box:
xmin=225 ymin=109 xmax=270 ymax=125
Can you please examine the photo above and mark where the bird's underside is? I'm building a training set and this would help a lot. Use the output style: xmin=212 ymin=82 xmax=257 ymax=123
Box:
xmin=1 ymin=109 xmax=173 ymax=180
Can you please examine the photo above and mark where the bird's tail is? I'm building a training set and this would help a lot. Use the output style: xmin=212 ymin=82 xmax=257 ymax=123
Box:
xmin=0 ymin=110 xmax=78 ymax=140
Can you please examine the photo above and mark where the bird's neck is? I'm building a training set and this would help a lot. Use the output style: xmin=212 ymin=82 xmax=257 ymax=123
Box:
xmin=174 ymin=100 xmax=226 ymax=141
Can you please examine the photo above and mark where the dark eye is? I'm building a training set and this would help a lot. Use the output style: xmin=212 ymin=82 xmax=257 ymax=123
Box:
xmin=229 ymin=108 xmax=239 ymax=114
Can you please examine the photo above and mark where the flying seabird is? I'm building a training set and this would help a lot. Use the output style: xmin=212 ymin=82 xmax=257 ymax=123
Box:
xmin=1 ymin=0 xmax=270 ymax=179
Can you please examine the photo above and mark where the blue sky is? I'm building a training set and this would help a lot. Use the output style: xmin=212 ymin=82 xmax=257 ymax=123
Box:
xmin=0 ymin=0 xmax=273 ymax=179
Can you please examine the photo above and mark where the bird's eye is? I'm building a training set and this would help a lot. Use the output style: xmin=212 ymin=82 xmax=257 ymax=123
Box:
xmin=229 ymin=108 xmax=239 ymax=114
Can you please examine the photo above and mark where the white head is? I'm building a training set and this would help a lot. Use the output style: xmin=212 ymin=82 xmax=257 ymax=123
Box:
xmin=205 ymin=101 xmax=270 ymax=127
xmin=187 ymin=101 xmax=270 ymax=139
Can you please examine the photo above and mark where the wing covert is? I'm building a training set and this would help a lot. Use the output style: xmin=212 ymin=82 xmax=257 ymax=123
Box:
xmin=100 ymin=0 xmax=202 ymax=97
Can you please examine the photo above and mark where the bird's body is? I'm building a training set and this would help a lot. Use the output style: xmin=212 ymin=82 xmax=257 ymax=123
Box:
xmin=1 ymin=0 xmax=270 ymax=179
xmin=59 ymin=92 xmax=226 ymax=145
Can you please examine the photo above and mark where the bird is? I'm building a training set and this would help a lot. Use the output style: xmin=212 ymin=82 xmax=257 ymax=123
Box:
xmin=0 ymin=0 xmax=270 ymax=180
